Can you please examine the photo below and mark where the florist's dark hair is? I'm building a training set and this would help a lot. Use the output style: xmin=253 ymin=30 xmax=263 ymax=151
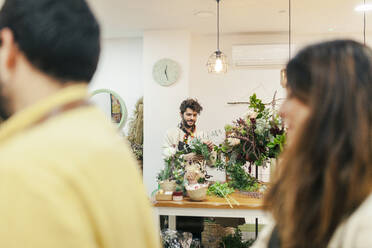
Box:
xmin=265 ymin=40 xmax=372 ymax=248
xmin=0 ymin=0 xmax=100 ymax=83
xmin=180 ymin=98 xmax=203 ymax=114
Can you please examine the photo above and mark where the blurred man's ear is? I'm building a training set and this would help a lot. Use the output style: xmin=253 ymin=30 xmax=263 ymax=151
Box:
xmin=0 ymin=28 xmax=18 ymax=82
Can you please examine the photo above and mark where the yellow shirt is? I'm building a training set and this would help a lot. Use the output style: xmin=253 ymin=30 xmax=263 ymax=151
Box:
xmin=0 ymin=85 xmax=160 ymax=248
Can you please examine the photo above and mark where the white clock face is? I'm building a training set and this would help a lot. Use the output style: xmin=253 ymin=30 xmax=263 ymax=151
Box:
xmin=152 ymin=58 xmax=180 ymax=86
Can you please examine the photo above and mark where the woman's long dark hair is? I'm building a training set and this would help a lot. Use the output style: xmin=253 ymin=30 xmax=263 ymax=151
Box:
xmin=264 ymin=40 xmax=372 ymax=247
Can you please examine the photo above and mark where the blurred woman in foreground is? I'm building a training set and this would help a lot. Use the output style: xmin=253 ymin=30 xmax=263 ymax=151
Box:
xmin=253 ymin=40 xmax=372 ymax=248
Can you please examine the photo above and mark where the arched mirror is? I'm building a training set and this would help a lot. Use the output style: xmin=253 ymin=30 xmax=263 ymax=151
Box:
xmin=90 ymin=89 xmax=128 ymax=130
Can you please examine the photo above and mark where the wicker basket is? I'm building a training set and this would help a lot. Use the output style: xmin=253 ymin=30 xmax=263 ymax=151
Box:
xmin=202 ymin=222 xmax=224 ymax=248
xmin=237 ymin=191 xmax=264 ymax=198
xmin=186 ymin=185 xmax=208 ymax=201
xmin=159 ymin=180 xmax=176 ymax=192
xmin=155 ymin=191 xmax=173 ymax=201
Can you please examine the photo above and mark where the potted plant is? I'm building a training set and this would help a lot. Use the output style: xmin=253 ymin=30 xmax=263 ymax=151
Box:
xmin=157 ymin=168 xmax=177 ymax=192
xmin=173 ymin=186 xmax=184 ymax=201
xmin=157 ymin=147 xmax=185 ymax=192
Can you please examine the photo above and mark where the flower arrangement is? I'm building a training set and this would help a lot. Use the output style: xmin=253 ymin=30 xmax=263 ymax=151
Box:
xmin=157 ymin=147 xmax=185 ymax=186
xmin=156 ymin=93 xmax=286 ymax=197
xmin=188 ymin=138 xmax=212 ymax=161
xmin=158 ymin=138 xmax=213 ymax=186
xmin=214 ymin=94 xmax=286 ymax=192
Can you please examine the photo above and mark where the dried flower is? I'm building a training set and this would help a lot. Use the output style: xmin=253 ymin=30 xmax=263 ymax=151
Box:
xmin=227 ymin=137 xmax=241 ymax=146
xmin=244 ymin=109 xmax=258 ymax=119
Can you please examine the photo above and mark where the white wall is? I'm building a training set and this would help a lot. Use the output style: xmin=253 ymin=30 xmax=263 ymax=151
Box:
xmin=143 ymin=30 xmax=191 ymax=195
xmin=190 ymin=34 xmax=287 ymax=133
xmin=91 ymin=32 xmax=370 ymax=193
xmin=188 ymin=33 xmax=289 ymax=182
xmin=90 ymin=38 xmax=143 ymax=134
xmin=142 ymin=32 xmax=290 ymax=193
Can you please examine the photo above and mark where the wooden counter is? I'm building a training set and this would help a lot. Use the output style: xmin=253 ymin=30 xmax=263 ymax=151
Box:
xmin=153 ymin=192 xmax=263 ymax=210
xmin=153 ymin=193 xmax=265 ymax=231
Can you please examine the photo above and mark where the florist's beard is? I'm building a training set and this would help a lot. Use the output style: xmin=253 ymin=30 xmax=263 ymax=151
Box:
xmin=182 ymin=117 xmax=195 ymax=130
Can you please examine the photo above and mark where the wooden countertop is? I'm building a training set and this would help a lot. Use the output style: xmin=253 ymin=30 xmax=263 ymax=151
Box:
xmin=153 ymin=192 xmax=263 ymax=210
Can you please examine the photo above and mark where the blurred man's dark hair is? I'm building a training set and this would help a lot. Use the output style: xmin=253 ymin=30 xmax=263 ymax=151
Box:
xmin=0 ymin=0 xmax=100 ymax=83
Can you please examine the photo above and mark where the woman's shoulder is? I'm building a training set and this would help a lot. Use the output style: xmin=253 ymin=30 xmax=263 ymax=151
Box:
xmin=329 ymin=194 xmax=372 ymax=247
xmin=250 ymin=215 xmax=276 ymax=248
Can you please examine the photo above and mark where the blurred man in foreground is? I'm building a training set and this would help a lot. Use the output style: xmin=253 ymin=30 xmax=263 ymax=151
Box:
xmin=0 ymin=0 xmax=159 ymax=247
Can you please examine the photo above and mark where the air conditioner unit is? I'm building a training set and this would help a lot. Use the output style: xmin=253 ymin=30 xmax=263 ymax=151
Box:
xmin=232 ymin=44 xmax=291 ymax=68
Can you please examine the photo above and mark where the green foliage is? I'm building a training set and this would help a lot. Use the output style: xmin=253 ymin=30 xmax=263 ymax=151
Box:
xmin=189 ymin=138 xmax=211 ymax=161
xmin=226 ymin=162 xmax=259 ymax=191
xmin=158 ymin=150 xmax=185 ymax=186
xmin=219 ymin=229 xmax=255 ymax=248
xmin=197 ymin=177 xmax=206 ymax=184
xmin=249 ymin=94 xmax=265 ymax=114
xmin=224 ymin=124 xmax=233 ymax=133
xmin=213 ymin=144 xmax=230 ymax=171
xmin=214 ymin=158 xmax=227 ymax=171
xmin=157 ymin=166 xmax=171 ymax=182
xmin=158 ymin=139 xmax=211 ymax=190
xmin=207 ymin=182 xmax=234 ymax=197
xmin=204 ymin=217 xmax=216 ymax=223
xmin=267 ymin=134 xmax=286 ymax=158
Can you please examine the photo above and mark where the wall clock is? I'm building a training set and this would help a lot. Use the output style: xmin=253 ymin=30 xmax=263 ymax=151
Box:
xmin=152 ymin=58 xmax=180 ymax=86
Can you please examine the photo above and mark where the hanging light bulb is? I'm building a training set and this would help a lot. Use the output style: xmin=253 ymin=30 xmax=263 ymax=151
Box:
xmin=208 ymin=51 xmax=228 ymax=74
xmin=215 ymin=57 xmax=223 ymax=72
xmin=207 ymin=0 xmax=228 ymax=74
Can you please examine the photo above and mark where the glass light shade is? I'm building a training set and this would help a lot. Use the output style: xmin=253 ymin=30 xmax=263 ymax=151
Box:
xmin=207 ymin=51 xmax=228 ymax=74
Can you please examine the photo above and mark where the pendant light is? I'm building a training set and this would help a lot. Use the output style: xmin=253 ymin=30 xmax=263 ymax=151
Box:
xmin=207 ymin=0 xmax=228 ymax=74
xmin=280 ymin=0 xmax=291 ymax=88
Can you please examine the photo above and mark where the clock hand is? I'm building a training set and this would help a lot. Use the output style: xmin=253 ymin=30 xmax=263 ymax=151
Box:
xmin=165 ymin=66 xmax=168 ymax=80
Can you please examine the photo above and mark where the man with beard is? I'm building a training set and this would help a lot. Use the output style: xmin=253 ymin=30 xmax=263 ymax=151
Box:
xmin=163 ymin=99 xmax=245 ymax=237
xmin=0 ymin=0 xmax=159 ymax=247
xmin=163 ymin=98 xmax=213 ymax=239
xmin=164 ymin=98 xmax=213 ymax=156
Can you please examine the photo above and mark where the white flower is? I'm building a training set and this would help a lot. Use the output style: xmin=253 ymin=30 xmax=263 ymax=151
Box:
xmin=227 ymin=137 xmax=240 ymax=146
xmin=244 ymin=109 xmax=258 ymax=119
xmin=163 ymin=147 xmax=177 ymax=158
xmin=255 ymin=118 xmax=270 ymax=135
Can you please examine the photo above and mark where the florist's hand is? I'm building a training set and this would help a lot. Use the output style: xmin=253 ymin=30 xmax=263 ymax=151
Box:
xmin=183 ymin=153 xmax=196 ymax=161
xmin=203 ymin=141 xmax=214 ymax=151
xmin=183 ymin=153 xmax=204 ymax=162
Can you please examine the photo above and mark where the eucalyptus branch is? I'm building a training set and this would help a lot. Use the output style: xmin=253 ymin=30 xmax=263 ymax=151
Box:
xmin=217 ymin=188 xmax=233 ymax=209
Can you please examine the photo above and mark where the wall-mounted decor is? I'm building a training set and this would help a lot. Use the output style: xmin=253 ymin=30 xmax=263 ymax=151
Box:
xmin=153 ymin=58 xmax=180 ymax=86
xmin=91 ymin=88 xmax=128 ymax=130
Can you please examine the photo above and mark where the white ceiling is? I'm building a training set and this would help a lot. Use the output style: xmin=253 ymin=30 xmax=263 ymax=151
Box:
xmin=87 ymin=0 xmax=369 ymax=39
xmin=0 ymin=0 xmax=366 ymax=38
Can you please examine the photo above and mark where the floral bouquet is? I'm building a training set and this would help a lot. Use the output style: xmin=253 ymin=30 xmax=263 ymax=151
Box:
xmin=214 ymin=94 xmax=286 ymax=192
